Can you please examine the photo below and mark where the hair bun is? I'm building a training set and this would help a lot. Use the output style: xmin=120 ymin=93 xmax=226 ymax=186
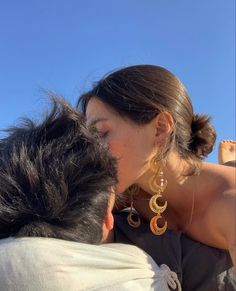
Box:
xmin=190 ymin=114 xmax=216 ymax=159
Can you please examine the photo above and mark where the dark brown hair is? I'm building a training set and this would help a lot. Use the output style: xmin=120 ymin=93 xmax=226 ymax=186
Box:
xmin=78 ymin=65 xmax=216 ymax=165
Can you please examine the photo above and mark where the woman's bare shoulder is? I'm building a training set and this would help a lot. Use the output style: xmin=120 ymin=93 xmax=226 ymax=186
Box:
xmin=186 ymin=162 xmax=235 ymax=249
xmin=201 ymin=162 xmax=235 ymax=189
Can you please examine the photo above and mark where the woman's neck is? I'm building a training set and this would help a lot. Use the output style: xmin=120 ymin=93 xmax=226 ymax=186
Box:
xmin=136 ymin=152 xmax=201 ymax=211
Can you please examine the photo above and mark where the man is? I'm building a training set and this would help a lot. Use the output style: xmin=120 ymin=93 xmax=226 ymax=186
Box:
xmin=0 ymin=97 xmax=178 ymax=291
xmin=0 ymin=97 xmax=116 ymax=244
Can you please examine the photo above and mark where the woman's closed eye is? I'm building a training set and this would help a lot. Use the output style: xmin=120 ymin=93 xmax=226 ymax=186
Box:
xmin=98 ymin=130 xmax=109 ymax=139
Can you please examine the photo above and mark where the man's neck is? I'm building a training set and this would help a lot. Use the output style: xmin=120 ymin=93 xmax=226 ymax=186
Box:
xmin=102 ymin=229 xmax=114 ymax=243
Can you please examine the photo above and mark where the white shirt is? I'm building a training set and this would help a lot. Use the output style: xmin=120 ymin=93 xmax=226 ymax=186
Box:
xmin=0 ymin=237 xmax=180 ymax=291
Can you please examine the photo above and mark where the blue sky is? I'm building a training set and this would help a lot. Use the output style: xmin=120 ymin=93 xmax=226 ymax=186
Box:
xmin=0 ymin=0 xmax=235 ymax=163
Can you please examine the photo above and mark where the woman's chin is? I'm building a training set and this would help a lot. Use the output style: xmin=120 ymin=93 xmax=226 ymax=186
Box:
xmin=115 ymin=184 xmax=128 ymax=195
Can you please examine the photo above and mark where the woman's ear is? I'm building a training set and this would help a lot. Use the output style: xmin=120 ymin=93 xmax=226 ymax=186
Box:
xmin=154 ymin=112 xmax=174 ymax=143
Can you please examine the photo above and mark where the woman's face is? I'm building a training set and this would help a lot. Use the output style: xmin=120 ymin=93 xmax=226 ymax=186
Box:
xmin=86 ymin=97 xmax=156 ymax=193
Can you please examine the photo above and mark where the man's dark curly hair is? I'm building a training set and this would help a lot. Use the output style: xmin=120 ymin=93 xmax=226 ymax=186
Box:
xmin=0 ymin=97 xmax=117 ymax=244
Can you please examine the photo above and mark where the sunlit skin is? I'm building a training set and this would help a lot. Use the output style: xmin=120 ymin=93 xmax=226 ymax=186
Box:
xmin=86 ymin=97 xmax=236 ymax=270
xmin=218 ymin=140 xmax=236 ymax=167
xmin=102 ymin=190 xmax=116 ymax=243
xmin=86 ymin=98 xmax=156 ymax=194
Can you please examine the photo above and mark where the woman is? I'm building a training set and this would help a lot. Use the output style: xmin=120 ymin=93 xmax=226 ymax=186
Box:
xmin=79 ymin=65 xmax=236 ymax=270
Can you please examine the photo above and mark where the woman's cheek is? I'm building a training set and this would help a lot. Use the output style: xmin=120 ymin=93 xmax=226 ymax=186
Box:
xmin=107 ymin=141 xmax=121 ymax=159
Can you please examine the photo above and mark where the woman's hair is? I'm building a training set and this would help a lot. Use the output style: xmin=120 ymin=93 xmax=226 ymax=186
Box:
xmin=79 ymin=65 xmax=216 ymax=167
xmin=0 ymin=97 xmax=117 ymax=244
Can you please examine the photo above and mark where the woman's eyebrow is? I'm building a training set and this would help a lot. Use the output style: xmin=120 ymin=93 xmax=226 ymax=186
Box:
xmin=89 ymin=118 xmax=108 ymax=126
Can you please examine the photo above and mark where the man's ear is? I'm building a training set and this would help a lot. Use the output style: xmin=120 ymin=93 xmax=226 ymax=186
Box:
xmin=102 ymin=210 xmax=114 ymax=242
xmin=104 ymin=210 xmax=114 ymax=231
xmin=101 ymin=193 xmax=115 ymax=242
xmin=154 ymin=112 xmax=174 ymax=143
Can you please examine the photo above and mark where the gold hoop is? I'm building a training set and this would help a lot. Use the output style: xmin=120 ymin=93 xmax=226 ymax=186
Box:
xmin=127 ymin=212 xmax=141 ymax=228
xmin=149 ymin=155 xmax=168 ymax=235
xmin=126 ymin=185 xmax=141 ymax=229
xmin=150 ymin=155 xmax=161 ymax=172
xmin=150 ymin=214 xmax=168 ymax=235
xmin=149 ymin=175 xmax=167 ymax=193
xmin=149 ymin=193 xmax=167 ymax=214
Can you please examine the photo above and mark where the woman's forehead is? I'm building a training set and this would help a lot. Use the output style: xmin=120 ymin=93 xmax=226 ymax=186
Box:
xmin=86 ymin=98 xmax=117 ymax=124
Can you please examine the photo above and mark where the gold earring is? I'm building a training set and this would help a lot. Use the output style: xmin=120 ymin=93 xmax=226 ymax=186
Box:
xmin=149 ymin=156 xmax=168 ymax=235
xmin=127 ymin=185 xmax=141 ymax=228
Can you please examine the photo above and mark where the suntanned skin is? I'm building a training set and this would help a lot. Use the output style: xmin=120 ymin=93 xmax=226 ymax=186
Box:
xmin=133 ymin=160 xmax=236 ymax=270
xmin=86 ymin=97 xmax=236 ymax=270
xmin=101 ymin=191 xmax=116 ymax=243
xmin=218 ymin=140 xmax=236 ymax=167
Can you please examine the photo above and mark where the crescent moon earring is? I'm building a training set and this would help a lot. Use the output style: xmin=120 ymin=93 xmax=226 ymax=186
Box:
xmin=149 ymin=155 xmax=168 ymax=235
xmin=127 ymin=185 xmax=141 ymax=228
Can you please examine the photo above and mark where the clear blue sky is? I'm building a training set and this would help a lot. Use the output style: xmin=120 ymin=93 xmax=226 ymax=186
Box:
xmin=0 ymin=0 xmax=235 ymax=163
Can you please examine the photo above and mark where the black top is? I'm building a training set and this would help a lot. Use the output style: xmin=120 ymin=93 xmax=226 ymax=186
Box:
xmin=114 ymin=212 xmax=236 ymax=291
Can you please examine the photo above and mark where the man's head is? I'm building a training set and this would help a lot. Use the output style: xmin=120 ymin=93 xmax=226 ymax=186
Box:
xmin=0 ymin=98 xmax=117 ymax=244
